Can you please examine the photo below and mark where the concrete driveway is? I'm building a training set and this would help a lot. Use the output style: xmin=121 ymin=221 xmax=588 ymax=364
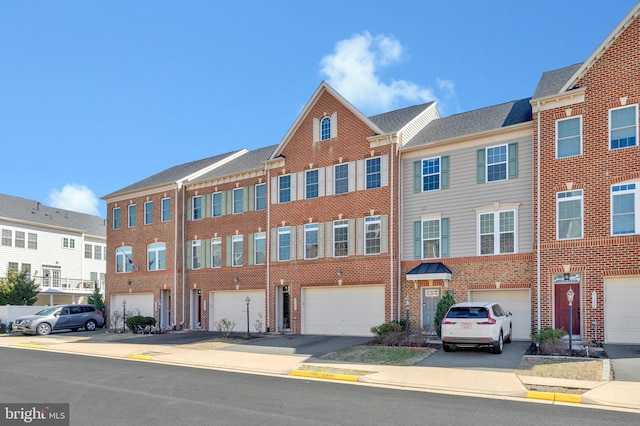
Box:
xmin=604 ymin=344 xmax=640 ymax=382
xmin=219 ymin=334 xmax=373 ymax=357
xmin=415 ymin=341 xmax=530 ymax=372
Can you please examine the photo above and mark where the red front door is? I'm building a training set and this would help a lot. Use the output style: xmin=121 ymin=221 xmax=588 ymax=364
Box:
xmin=554 ymin=284 xmax=581 ymax=335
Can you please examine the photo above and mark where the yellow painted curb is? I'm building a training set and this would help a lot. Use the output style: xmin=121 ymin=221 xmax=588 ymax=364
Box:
xmin=14 ymin=343 xmax=44 ymax=349
xmin=290 ymin=370 xmax=359 ymax=382
xmin=527 ymin=391 xmax=582 ymax=404
xmin=126 ymin=354 xmax=152 ymax=360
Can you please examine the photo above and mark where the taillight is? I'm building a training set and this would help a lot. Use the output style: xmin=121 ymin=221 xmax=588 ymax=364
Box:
xmin=442 ymin=319 xmax=454 ymax=325
xmin=478 ymin=312 xmax=496 ymax=325
xmin=98 ymin=311 xmax=104 ymax=317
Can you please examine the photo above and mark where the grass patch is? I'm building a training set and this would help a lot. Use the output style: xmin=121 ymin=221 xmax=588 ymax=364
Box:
xmin=516 ymin=357 xmax=605 ymax=381
xmin=318 ymin=345 xmax=434 ymax=366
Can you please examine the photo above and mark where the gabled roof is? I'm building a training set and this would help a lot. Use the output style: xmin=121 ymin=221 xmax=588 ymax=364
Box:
xmin=0 ymin=193 xmax=106 ymax=237
xmin=369 ymin=102 xmax=435 ymax=133
xmin=403 ymin=98 xmax=532 ymax=150
xmin=189 ymin=144 xmax=279 ymax=184
xmin=269 ymin=81 xmax=386 ymax=160
xmin=102 ymin=150 xmax=245 ymax=199
xmin=532 ymin=63 xmax=583 ymax=100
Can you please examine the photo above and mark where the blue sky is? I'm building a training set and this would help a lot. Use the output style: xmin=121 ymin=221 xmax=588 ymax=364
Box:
xmin=1 ymin=1 xmax=637 ymax=219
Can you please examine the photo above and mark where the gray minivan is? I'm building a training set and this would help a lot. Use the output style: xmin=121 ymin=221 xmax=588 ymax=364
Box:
xmin=12 ymin=304 xmax=105 ymax=335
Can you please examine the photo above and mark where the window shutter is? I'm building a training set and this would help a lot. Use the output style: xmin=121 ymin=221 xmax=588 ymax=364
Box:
xmin=271 ymin=229 xmax=277 ymax=262
xmin=441 ymin=218 xmax=450 ymax=258
xmin=414 ymin=161 xmax=422 ymax=192
xmin=290 ymin=227 xmax=297 ymax=260
xmin=187 ymin=198 xmax=193 ymax=220
xmin=248 ymin=186 xmax=255 ymax=211
xmin=297 ymin=172 xmax=304 ymax=200
xmin=325 ymin=166 xmax=334 ymax=196
xmin=290 ymin=174 xmax=297 ymax=202
xmin=226 ymin=237 xmax=232 ymax=267
xmin=441 ymin=156 xmax=450 ymax=189
xmin=248 ymin=233 xmax=254 ymax=265
xmin=414 ymin=221 xmax=422 ymax=259
xmin=204 ymin=194 xmax=212 ymax=218
xmin=226 ymin=190 xmax=233 ymax=215
xmin=356 ymin=218 xmax=364 ymax=255
xmin=330 ymin=112 xmax=337 ymax=138
xmin=243 ymin=188 xmax=249 ymax=212
xmin=220 ymin=192 xmax=227 ymax=216
xmin=204 ymin=239 xmax=211 ymax=268
xmin=477 ymin=149 xmax=486 ymax=183
xmin=325 ymin=221 xmax=332 ymax=257
xmin=381 ymin=214 xmax=388 ymax=254
xmin=381 ymin=154 xmax=389 ymax=187
xmin=317 ymin=223 xmax=325 ymax=258
xmin=356 ymin=159 xmax=365 ymax=191
xmin=297 ymin=225 xmax=304 ymax=259
xmin=318 ymin=167 xmax=326 ymax=197
xmin=313 ymin=118 xmax=319 ymax=142
xmin=348 ymin=162 xmax=356 ymax=192
xmin=271 ymin=176 xmax=278 ymax=204
xmin=186 ymin=241 xmax=193 ymax=269
xmin=348 ymin=219 xmax=355 ymax=256
xmin=508 ymin=143 xmax=518 ymax=179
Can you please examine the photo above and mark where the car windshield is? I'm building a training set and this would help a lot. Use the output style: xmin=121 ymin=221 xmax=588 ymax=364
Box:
xmin=34 ymin=307 xmax=60 ymax=316
xmin=446 ymin=307 xmax=488 ymax=319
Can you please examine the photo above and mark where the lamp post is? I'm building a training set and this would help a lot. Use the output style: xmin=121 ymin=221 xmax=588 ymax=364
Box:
xmin=567 ymin=287 xmax=574 ymax=354
xmin=404 ymin=296 xmax=410 ymax=329
xmin=122 ymin=299 xmax=127 ymax=333
xmin=245 ymin=296 xmax=251 ymax=336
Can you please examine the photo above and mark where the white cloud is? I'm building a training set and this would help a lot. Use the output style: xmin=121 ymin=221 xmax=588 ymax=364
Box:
xmin=48 ymin=184 xmax=100 ymax=216
xmin=320 ymin=32 xmax=438 ymax=113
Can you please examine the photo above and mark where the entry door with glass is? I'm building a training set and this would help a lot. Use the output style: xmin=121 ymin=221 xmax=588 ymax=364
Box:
xmin=422 ymin=288 xmax=441 ymax=335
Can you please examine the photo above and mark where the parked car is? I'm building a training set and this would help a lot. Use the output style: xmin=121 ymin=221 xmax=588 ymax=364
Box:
xmin=12 ymin=304 xmax=105 ymax=336
xmin=440 ymin=302 xmax=512 ymax=354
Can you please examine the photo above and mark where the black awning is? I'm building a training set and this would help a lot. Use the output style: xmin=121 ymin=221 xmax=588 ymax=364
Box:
xmin=406 ymin=262 xmax=452 ymax=281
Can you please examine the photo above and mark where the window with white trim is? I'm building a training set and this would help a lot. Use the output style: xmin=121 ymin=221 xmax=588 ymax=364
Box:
xmin=333 ymin=220 xmax=348 ymax=257
xmin=557 ymin=190 xmax=583 ymax=240
xmin=612 ymin=183 xmax=638 ymax=235
xmin=213 ymin=192 xmax=223 ymax=217
xmin=211 ymin=238 xmax=222 ymax=268
xmin=479 ymin=210 xmax=515 ymax=254
xmin=144 ymin=201 xmax=153 ymax=225
xmin=1 ymin=229 xmax=11 ymax=247
xmin=161 ymin=198 xmax=171 ymax=222
xmin=232 ymin=235 xmax=243 ymax=266
xmin=233 ymin=188 xmax=243 ymax=214
xmin=115 ymin=246 xmax=133 ymax=273
xmin=365 ymin=216 xmax=381 ymax=255
xmin=94 ymin=245 xmax=102 ymax=260
xmin=306 ymin=170 xmax=319 ymax=199
xmin=15 ymin=231 xmax=25 ymax=248
xmin=556 ymin=116 xmax=582 ymax=158
xmin=147 ymin=242 xmax=166 ymax=271
xmin=84 ymin=244 xmax=92 ymax=259
xmin=304 ymin=224 xmax=318 ymax=259
xmin=486 ymin=145 xmax=507 ymax=182
xmin=334 ymin=164 xmax=349 ymax=195
xmin=610 ymin=104 xmax=638 ymax=149
xmin=422 ymin=218 xmax=441 ymax=259
xmin=192 ymin=240 xmax=202 ymax=269
xmin=113 ymin=207 xmax=121 ymax=230
xmin=321 ymin=116 xmax=331 ymax=141
xmin=28 ymin=233 xmax=37 ymax=249
xmin=128 ymin=204 xmax=136 ymax=227
xmin=254 ymin=232 xmax=266 ymax=265
xmin=421 ymin=157 xmax=441 ymax=191
xmin=63 ymin=237 xmax=75 ymax=249
xmin=255 ymin=184 xmax=266 ymax=211
xmin=279 ymin=175 xmax=291 ymax=203
xmin=366 ymin=157 xmax=381 ymax=189
xmin=192 ymin=196 xmax=202 ymax=220
xmin=278 ymin=227 xmax=291 ymax=261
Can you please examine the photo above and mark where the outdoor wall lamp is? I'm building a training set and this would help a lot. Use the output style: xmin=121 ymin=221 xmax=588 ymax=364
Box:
xmin=567 ymin=287 xmax=575 ymax=352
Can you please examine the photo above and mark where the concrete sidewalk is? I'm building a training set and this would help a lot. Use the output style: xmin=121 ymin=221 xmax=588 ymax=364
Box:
xmin=1 ymin=335 xmax=639 ymax=412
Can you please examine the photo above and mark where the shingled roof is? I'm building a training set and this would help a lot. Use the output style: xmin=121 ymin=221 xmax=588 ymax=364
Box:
xmin=532 ymin=63 xmax=583 ymax=100
xmin=0 ymin=193 xmax=106 ymax=237
xmin=368 ymin=102 xmax=435 ymax=133
xmin=190 ymin=144 xmax=278 ymax=184
xmin=403 ymin=98 xmax=532 ymax=150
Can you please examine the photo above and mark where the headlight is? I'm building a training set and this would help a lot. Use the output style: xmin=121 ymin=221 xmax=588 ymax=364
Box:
xmin=22 ymin=320 xmax=32 ymax=326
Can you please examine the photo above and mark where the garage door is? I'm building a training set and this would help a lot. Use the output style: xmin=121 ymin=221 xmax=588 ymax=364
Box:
xmin=605 ymin=277 xmax=640 ymax=344
xmin=111 ymin=293 xmax=154 ymax=326
xmin=210 ymin=291 xmax=265 ymax=333
xmin=469 ymin=289 xmax=531 ymax=340
xmin=302 ymin=285 xmax=385 ymax=336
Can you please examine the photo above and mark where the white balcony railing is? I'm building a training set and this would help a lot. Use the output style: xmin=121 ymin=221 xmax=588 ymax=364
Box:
xmin=31 ymin=276 xmax=105 ymax=294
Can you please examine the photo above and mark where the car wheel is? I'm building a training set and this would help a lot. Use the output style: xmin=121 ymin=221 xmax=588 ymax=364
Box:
xmin=442 ymin=343 xmax=455 ymax=352
xmin=85 ymin=320 xmax=97 ymax=332
xmin=36 ymin=323 xmax=52 ymax=336
xmin=493 ymin=332 xmax=504 ymax=354
xmin=505 ymin=325 xmax=512 ymax=343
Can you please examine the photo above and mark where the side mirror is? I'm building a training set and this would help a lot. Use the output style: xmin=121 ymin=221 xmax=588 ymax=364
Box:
xmin=506 ymin=311 xmax=513 ymax=317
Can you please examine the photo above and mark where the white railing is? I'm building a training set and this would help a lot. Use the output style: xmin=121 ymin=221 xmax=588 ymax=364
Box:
xmin=31 ymin=277 xmax=105 ymax=294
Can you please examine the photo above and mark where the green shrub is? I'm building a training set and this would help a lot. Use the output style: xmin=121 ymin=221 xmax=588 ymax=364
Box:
xmin=370 ymin=320 xmax=404 ymax=339
xmin=434 ymin=291 xmax=456 ymax=337
xmin=125 ymin=315 xmax=156 ymax=332
xmin=530 ymin=327 xmax=567 ymax=343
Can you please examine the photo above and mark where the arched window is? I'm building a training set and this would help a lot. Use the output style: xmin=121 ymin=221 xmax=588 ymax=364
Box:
xmin=321 ymin=116 xmax=331 ymax=141
xmin=147 ymin=242 xmax=166 ymax=271
xmin=115 ymin=246 xmax=133 ymax=273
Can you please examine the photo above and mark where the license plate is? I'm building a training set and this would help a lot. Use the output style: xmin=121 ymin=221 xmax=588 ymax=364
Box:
xmin=461 ymin=322 xmax=472 ymax=329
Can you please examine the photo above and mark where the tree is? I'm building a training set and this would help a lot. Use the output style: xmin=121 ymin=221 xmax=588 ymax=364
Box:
xmin=87 ymin=283 xmax=105 ymax=315
xmin=434 ymin=291 xmax=456 ymax=337
xmin=0 ymin=269 xmax=39 ymax=305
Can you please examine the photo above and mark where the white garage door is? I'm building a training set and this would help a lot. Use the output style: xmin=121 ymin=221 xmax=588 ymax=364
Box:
xmin=470 ymin=289 xmax=531 ymax=340
xmin=111 ymin=293 xmax=154 ymax=328
xmin=605 ymin=277 xmax=640 ymax=344
xmin=302 ymin=285 xmax=385 ymax=336
xmin=210 ymin=291 xmax=265 ymax=333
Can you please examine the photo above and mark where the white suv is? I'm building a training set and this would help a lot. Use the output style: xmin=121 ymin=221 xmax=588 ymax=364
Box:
xmin=441 ymin=302 xmax=512 ymax=354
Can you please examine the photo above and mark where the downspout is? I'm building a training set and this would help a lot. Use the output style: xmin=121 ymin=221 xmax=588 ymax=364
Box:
xmin=266 ymin=165 xmax=271 ymax=330
xmin=174 ymin=183 xmax=180 ymax=329
xmin=396 ymin=136 xmax=403 ymax=322
xmin=389 ymin=135 xmax=395 ymax=322
xmin=181 ymin=185 xmax=186 ymax=327
xmin=536 ymin=101 xmax=541 ymax=333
